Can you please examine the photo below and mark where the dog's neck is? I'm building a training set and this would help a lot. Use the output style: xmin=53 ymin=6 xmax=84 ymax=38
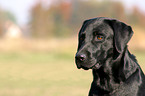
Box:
xmin=92 ymin=48 xmax=142 ymax=94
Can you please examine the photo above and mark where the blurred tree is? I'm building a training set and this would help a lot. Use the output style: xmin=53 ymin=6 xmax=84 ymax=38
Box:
xmin=50 ymin=1 xmax=72 ymax=37
xmin=3 ymin=11 xmax=17 ymax=24
xmin=30 ymin=0 xmax=145 ymax=38
xmin=0 ymin=10 xmax=3 ymax=37
xmin=0 ymin=9 xmax=16 ymax=37
xmin=30 ymin=1 xmax=71 ymax=38
xmin=69 ymin=1 xmax=127 ymax=33
xmin=128 ymin=7 xmax=145 ymax=28
xmin=30 ymin=2 xmax=54 ymax=38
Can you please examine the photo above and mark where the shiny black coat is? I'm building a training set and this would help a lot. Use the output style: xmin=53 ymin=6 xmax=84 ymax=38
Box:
xmin=75 ymin=17 xmax=145 ymax=96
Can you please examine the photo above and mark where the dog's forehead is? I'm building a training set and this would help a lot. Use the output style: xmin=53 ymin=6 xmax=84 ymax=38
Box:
xmin=93 ymin=21 xmax=112 ymax=34
xmin=80 ymin=19 xmax=113 ymax=36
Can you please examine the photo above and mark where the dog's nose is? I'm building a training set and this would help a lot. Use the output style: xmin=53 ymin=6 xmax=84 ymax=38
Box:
xmin=75 ymin=54 xmax=86 ymax=62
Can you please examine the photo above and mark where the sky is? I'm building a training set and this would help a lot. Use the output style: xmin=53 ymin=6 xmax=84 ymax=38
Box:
xmin=121 ymin=0 xmax=145 ymax=13
xmin=0 ymin=0 xmax=36 ymax=25
xmin=0 ymin=0 xmax=145 ymax=26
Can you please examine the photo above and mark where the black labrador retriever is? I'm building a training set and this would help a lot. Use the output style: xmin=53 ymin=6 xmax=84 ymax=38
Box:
xmin=75 ymin=17 xmax=145 ymax=96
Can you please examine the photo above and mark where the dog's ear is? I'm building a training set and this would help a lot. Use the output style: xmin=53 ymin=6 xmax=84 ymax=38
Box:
xmin=120 ymin=50 xmax=138 ymax=81
xmin=105 ymin=19 xmax=133 ymax=54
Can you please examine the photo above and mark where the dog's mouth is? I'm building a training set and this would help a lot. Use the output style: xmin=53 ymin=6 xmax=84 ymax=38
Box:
xmin=91 ymin=63 xmax=102 ymax=70
xmin=78 ymin=63 xmax=102 ymax=70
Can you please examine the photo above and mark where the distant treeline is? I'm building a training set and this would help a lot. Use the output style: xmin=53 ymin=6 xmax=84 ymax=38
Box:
xmin=1 ymin=0 xmax=145 ymax=38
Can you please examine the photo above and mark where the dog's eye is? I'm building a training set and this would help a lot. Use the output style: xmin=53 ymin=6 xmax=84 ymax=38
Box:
xmin=97 ymin=36 xmax=103 ymax=40
xmin=95 ymin=35 xmax=104 ymax=41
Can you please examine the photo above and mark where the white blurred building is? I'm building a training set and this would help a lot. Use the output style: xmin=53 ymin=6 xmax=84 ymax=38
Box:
xmin=4 ymin=21 xmax=23 ymax=39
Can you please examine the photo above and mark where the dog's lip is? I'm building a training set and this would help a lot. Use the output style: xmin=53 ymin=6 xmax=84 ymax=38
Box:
xmin=81 ymin=66 xmax=89 ymax=70
xmin=91 ymin=63 xmax=102 ymax=70
xmin=77 ymin=65 xmax=89 ymax=70
xmin=77 ymin=63 xmax=102 ymax=70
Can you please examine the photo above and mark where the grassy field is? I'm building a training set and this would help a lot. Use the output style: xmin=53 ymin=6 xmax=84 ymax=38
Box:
xmin=0 ymin=51 xmax=93 ymax=96
xmin=0 ymin=51 xmax=144 ymax=96
xmin=0 ymin=39 xmax=145 ymax=96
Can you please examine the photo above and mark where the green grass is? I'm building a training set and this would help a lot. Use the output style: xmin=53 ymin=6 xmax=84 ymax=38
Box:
xmin=132 ymin=51 xmax=145 ymax=72
xmin=0 ymin=51 xmax=92 ymax=96
xmin=0 ymin=51 xmax=144 ymax=96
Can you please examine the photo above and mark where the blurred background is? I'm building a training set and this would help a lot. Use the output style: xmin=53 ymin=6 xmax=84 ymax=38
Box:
xmin=0 ymin=0 xmax=145 ymax=96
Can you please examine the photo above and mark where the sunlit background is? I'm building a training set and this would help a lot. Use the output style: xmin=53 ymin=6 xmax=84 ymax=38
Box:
xmin=0 ymin=0 xmax=145 ymax=96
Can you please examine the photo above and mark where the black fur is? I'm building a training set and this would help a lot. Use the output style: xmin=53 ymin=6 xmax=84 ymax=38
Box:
xmin=75 ymin=17 xmax=145 ymax=96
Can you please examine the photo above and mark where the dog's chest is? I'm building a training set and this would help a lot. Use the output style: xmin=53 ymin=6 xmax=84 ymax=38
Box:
xmin=109 ymin=82 xmax=139 ymax=96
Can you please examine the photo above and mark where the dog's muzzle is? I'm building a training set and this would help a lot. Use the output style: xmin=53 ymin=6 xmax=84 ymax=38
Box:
xmin=75 ymin=53 xmax=102 ymax=70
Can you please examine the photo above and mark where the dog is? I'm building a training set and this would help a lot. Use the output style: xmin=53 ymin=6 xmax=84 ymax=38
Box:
xmin=75 ymin=17 xmax=145 ymax=96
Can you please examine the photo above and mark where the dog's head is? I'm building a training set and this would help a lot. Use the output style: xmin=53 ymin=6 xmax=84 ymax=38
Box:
xmin=75 ymin=17 xmax=133 ymax=70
